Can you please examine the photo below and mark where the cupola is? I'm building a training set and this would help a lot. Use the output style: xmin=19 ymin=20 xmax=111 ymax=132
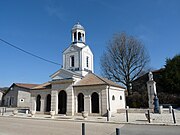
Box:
xmin=71 ymin=22 xmax=86 ymax=46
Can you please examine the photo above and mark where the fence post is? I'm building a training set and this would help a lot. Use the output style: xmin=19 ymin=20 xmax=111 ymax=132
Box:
xmin=2 ymin=107 xmax=4 ymax=115
xmin=126 ymin=109 xmax=128 ymax=122
xmin=169 ymin=106 xmax=172 ymax=113
xmin=82 ymin=123 xmax=85 ymax=135
xmin=107 ymin=110 xmax=109 ymax=121
xmin=172 ymin=109 xmax=176 ymax=124
xmin=147 ymin=110 xmax=150 ymax=123
xmin=116 ymin=128 xmax=120 ymax=135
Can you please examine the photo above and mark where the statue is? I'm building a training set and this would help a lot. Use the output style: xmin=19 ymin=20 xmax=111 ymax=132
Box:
xmin=153 ymin=94 xmax=159 ymax=113
xmin=148 ymin=72 xmax=153 ymax=81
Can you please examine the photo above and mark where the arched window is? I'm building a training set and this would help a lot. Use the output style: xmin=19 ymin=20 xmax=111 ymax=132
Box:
xmin=112 ymin=95 xmax=115 ymax=100
xmin=91 ymin=92 xmax=99 ymax=113
xmin=82 ymin=33 xmax=84 ymax=41
xmin=78 ymin=93 xmax=84 ymax=113
xmin=46 ymin=94 xmax=51 ymax=112
xmin=86 ymin=56 xmax=89 ymax=68
xmin=36 ymin=95 xmax=41 ymax=111
xmin=78 ymin=32 xmax=81 ymax=41
xmin=74 ymin=32 xmax=77 ymax=41
xmin=120 ymin=95 xmax=122 ymax=100
xmin=70 ymin=55 xmax=74 ymax=67
xmin=58 ymin=90 xmax=67 ymax=114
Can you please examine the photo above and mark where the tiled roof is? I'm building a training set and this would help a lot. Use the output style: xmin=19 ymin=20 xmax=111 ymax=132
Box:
xmin=31 ymin=82 xmax=51 ymax=89
xmin=14 ymin=83 xmax=39 ymax=89
xmin=74 ymin=73 xmax=125 ymax=89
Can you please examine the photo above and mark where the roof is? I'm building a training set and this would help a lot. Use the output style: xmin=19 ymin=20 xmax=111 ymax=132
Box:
xmin=14 ymin=83 xmax=39 ymax=89
xmin=72 ymin=22 xmax=84 ymax=30
xmin=31 ymin=82 xmax=51 ymax=90
xmin=3 ymin=83 xmax=39 ymax=96
xmin=74 ymin=73 xmax=125 ymax=89
xmin=50 ymin=68 xmax=82 ymax=79
xmin=62 ymin=44 xmax=82 ymax=53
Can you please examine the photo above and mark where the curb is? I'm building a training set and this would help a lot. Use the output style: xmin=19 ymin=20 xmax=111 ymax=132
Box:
xmin=0 ymin=115 xmax=179 ymax=126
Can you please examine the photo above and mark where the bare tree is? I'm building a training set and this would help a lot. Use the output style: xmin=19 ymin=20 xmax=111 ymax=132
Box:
xmin=101 ymin=32 xmax=150 ymax=95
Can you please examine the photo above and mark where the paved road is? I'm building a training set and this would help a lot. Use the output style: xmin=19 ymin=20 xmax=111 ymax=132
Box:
xmin=121 ymin=124 xmax=180 ymax=135
xmin=0 ymin=117 xmax=179 ymax=135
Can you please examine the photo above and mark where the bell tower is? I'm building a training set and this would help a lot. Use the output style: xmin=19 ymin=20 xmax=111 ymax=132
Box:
xmin=62 ymin=22 xmax=94 ymax=76
xmin=71 ymin=22 xmax=86 ymax=48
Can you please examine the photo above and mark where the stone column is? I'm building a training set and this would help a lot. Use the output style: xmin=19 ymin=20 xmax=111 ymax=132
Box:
xmin=30 ymin=96 xmax=36 ymax=111
xmin=66 ymin=86 xmax=74 ymax=116
xmin=84 ymin=95 xmax=91 ymax=114
xmin=74 ymin=96 xmax=77 ymax=113
xmin=101 ymin=89 xmax=108 ymax=116
xmin=51 ymin=90 xmax=58 ymax=114
xmin=99 ymin=92 xmax=102 ymax=115
xmin=40 ymin=98 xmax=45 ymax=113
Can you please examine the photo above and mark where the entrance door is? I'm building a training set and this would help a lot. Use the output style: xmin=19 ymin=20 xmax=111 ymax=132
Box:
xmin=36 ymin=95 xmax=41 ymax=111
xmin=58 ymin=90 xmax=67 ymax=114
xmin=91 ymin=92 xmax=99 ymax=113
xmin=46 ymin=94 xmax=51 ymax=112
xmin=78 ymin=93 xmax=84 ymax=113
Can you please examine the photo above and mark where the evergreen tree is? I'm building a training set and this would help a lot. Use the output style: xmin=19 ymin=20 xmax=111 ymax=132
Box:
xmin=161 ymin=54 xmax=180 ymax=94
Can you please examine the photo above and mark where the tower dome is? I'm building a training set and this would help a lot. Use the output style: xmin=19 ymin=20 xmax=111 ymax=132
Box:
xmin=71 ymin=22 xmax=86 ymax=45
xmin=72 ymin=22 xmax=85 ymax=30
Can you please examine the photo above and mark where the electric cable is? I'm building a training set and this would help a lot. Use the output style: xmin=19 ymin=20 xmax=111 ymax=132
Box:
xmin=0 ymin=38 xmax=61 ymax=66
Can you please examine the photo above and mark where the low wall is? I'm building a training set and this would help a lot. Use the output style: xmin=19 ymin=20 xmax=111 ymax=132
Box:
xmin=117 ymin=108 xmax=153 ymax=113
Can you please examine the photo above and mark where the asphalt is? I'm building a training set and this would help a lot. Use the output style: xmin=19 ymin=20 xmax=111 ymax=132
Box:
xmin=0 ymin=116 xmax=180 ymax=135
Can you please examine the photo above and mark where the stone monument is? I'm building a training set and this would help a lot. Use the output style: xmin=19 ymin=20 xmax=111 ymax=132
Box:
xmin=147 ymin=72 xmax=157 ymax=109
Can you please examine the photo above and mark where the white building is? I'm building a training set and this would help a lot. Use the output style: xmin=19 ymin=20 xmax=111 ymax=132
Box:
xmin=4 ymin=23 xmax=126 ymax=116
xmin=3 ymin=83 xmax=38 ymax=108
xmin=0 ymin=90 xmax=3 ymax=106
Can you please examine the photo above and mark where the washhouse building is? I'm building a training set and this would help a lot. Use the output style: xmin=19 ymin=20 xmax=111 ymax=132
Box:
xmin=4 ymin=23 xmax=126 ymax=116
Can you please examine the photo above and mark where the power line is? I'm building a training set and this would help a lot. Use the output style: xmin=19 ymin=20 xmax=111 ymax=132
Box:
xmin=0 ymin=38 xmax=61 ymax=66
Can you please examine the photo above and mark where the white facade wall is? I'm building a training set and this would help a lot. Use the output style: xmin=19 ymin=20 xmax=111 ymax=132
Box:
xmin=17 ymin=90 xmax=31 ymax=108
xmin=63 ymin=46 xmax=93 ymax=77
xmin=74 ymin=85 xmax=107 ymax=116
xmin=109 ymin=86 xmax=126 ymax=113
xmin=81 ymin=46 xmax=94 ymax=73
xmin=64 ymin=51 xmax=79 ymax=70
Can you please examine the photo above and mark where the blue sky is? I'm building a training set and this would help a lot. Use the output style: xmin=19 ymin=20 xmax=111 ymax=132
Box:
xmin=0 ymin=0 xmax=180 ymax=87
